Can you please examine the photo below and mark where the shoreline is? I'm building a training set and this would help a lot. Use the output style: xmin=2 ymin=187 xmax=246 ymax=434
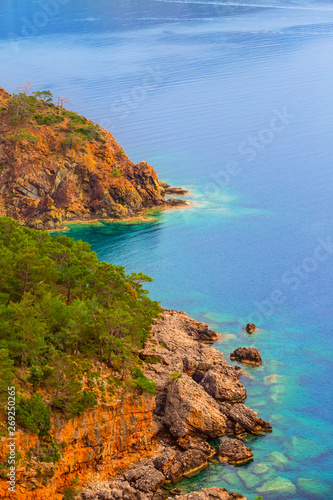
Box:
xmin=78 ymin=309 xmax=271 ymax=500
xmin=50 ymin=198 xmax=192 ymax=232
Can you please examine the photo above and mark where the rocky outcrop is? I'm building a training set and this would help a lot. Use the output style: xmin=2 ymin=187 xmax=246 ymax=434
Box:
xmin=230 ymin=347 xmax=262 ymax=366
xmin=153 ymin=439 xmax=215 ymax=481
xmin=200 ymin=370 xmax=246 ymax=402
xmin=1 ymin=309 xmax=270 ymax=500
xmin=218 ymin=439 xmax=253 ymax=465
xmin=244 ymin=323 xmax=256 ymax=334
xmin=163 ymin=374 xmax=227 ymax=438
xmin=159 ymin=182 xmax=188 ymax=196
xmin=76 ymin=309 xmax=271 ymax=500
xmin=170 ymin=487 xmax=246 ymax=500
xmin=124 ymin=462 xmax=165 ymax=492
xmin=220 ymin=403 xmax=272 ymax=435
xmin=80 ymin=482 xmax=246 ymax=500
xmin=0 ymin=89 xmax=187 ymax=229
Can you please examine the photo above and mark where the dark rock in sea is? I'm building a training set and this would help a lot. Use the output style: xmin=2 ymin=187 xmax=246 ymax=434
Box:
xmin=220 ymin=402 xmax=272 ymax=435
xmin=245 ymin=323 xmax=256 ymax=333
xmin=218 ymin=438 xmax=253 ymax=465
xmin=230 ymin=347 xmax=262 ymax=365
xmin=170 ymin=488 xmax=183 ymax=496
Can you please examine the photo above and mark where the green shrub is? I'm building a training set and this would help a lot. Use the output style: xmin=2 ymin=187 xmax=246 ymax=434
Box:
xmin=62 ymin=110 xmax=86 ymax=125
xmin=7 ymin=93 xmax=39 ymax=124
xmin=168 ymin=372 xmax=182 ymax=383
xmin=5 ymin=131 xmax=39 ymax=143
xmin=71 ymin=390 xmax=98 ymax=417
xmin=130 ymin=367 xmax=157 ymax=394
xmin=34 ymin=113 xmax=64 ymax=126
xmin=111 ymin=167 xmax=122 ymax=177
xmin=143 ymin=355 xmax=161 ymax=364
xmin=16 ymin=394 xmax=51 ymax=437
xmin=76 ymin=124 xmax=103 ymax=142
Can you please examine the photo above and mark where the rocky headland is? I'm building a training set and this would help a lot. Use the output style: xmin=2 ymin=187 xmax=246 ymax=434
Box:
xmin=0 ymin=309 xmax=270 ymax=500
xmin=0 ymin=88 xmax=187 ymax=230
xmin=76 ymin=310 xmax=271 ymax=500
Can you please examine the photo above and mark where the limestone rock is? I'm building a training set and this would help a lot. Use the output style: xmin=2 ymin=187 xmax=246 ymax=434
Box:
xmin=163 ymin=374 xmax=227 ymax=438
xmin=220 ymin=402 xmax=272 ymax=435
xmin=218 ymin=438 xmax=253 ymax=465
xmin=168 ymin=486 xmax=246 ymax=500
xmin=200 ymin=369 xmax=246 ymax=402
xmin=230 ymin=348 xmax=262 ymax=366
xmin=124 ymin=463 xmax=165 ymax=492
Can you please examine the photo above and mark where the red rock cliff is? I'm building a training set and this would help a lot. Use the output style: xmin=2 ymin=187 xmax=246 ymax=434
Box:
xmin=0 ymin=391 xmax=155 ymax=500
xmin=0 ymin=88 xmax=185 ymax=229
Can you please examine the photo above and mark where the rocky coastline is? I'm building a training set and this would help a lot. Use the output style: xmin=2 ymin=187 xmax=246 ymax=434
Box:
xmin=0 ymin=88 xmax=188 ymax=230
xmin=78 ymin=310 xmax=271 ymax=500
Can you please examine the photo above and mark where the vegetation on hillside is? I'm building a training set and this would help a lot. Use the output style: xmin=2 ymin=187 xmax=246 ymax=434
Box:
xmin=0 ymin=217 xmax=161 ymax=436
xmin=0 ymin=87 xmax=107 ymax=156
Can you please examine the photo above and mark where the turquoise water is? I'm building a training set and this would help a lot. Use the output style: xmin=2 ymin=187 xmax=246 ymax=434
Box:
xmin=1 ymin=0 xmax=333 ymax=498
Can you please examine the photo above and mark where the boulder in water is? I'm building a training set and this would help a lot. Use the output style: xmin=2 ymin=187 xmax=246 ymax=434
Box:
xmin=245 ymin=323 xmax=256 ymax=333
xmin=230 ymin=347 xmax=262 ymax=365
xmin=218 ymin=438 xmax=253 ymax=465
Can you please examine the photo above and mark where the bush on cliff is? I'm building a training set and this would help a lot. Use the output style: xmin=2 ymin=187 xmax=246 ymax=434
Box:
xmin=16 ymin=394 xmax=51 ymax=437
xmin=0 ymin=217 xmax=161 ymax=424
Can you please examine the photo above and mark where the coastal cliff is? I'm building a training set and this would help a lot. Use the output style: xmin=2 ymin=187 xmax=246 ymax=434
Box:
xmin=0 ymin=310 xmax=271 ymax=500
xmin=0 ymin=88 xmax=186 ymax=230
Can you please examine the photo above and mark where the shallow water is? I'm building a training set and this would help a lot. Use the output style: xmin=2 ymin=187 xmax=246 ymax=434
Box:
xmin=1 ymin=0 xmax=333 ymax=498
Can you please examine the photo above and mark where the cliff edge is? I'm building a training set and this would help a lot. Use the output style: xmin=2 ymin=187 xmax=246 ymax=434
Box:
xmin=0 ymin=88 xmax=186 ymax=230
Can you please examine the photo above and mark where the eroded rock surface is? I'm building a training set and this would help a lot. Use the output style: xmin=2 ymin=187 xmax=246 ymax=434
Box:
xmin=245 ymin=323 xmax=256 ymax=334
xmin=79 ymin=310 xmax=272 ymax=500
xmin=200 ymin=370 xmax=246 ymax=402
xmin=170 ymin=487 xmax=246 ymax=500
xmin=230 ymin=347 xmax=262 ymax=366
xmin=220 ymin=402 xmax=272 ymax=435
xmin=218 ymin=438 xmax=253 ymax=465
xmin=0 ymin=89 xmax=187 ymax=229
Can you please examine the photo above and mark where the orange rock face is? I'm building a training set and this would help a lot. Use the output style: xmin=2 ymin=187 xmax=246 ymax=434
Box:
xmin=0 ymin=88 xmax=184 ymax=229
xmin=0 ymin=392 xmax=155 ymax=500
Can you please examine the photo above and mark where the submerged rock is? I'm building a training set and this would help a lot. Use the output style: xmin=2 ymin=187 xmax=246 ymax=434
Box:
xmin=297 ymin=478 xmax=331 ymax=495
xmin=285 ymin=436 xmax=327 ymax=461
xmin=256 ymin=477 xmax=296 ymax=495
xmin=268 ymin=451 xmax=289 ymax=468
xmin=237 ymin=470 xmax=260 ymax=489
xmin=218 ymin=438 xmax=253 ymax=465
xmin=253 ymin=463 xmax=270 ymax=475
xmin=230 ymin=347 xmax=262 ymax=365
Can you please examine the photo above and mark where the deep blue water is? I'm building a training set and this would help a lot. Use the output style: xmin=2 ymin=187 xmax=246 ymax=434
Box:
xmin=1 ymin=1 xmax=333 ymax=498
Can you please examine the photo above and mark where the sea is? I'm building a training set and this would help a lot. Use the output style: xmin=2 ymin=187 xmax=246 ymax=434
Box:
xmin=1 ymin=0 xmax=333 ymax=498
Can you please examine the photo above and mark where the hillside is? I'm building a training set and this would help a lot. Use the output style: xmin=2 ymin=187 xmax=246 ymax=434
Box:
xmin=0 ymin=88 xmax=186 ymax=230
